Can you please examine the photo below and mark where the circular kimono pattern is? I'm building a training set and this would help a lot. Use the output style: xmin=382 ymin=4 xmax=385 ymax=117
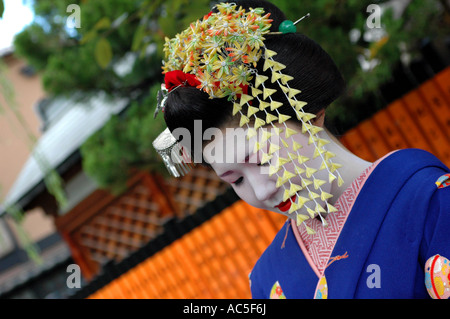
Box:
xmin=270 ymin=281 xmax=286 ymax=299
xmin=425 ymin=254 xmax=450 ymax=299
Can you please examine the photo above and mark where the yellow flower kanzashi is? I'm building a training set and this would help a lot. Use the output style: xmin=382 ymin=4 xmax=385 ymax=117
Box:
xmin=161 ymin=2 xmax=345 ymax=234
xmin=162 ymin=3 xmax=272 ymax=99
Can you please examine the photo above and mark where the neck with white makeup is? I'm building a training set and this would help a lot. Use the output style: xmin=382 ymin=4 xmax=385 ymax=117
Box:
xmin=320 ymin=129 xmax=373 ymax=204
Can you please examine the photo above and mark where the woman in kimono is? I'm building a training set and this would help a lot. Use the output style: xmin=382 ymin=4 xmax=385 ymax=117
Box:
xmin=153 ymin=0 xmax=450 ymax=298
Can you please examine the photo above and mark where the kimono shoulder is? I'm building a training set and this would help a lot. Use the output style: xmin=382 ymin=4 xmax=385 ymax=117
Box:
xmin=250 ymin=149 xmax=450 ymax=299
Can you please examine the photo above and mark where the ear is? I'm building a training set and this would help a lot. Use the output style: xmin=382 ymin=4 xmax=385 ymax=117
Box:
xmin=313 ymin=109 xmax=326 ymax=127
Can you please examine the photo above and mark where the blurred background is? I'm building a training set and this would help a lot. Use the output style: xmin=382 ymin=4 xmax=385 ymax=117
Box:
xmin=0 ymin=0 xmax=449 ymax=299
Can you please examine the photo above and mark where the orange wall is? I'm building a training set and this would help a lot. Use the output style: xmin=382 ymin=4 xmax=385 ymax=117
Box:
xmin=88 ymin=201 xmax=287 ymax=299
xmin=341 ymin=67 xmax=450 ymax=167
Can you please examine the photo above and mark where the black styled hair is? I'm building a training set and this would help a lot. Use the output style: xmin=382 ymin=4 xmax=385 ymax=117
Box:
xmin=163 ymin=0 xmax=345 ymax=161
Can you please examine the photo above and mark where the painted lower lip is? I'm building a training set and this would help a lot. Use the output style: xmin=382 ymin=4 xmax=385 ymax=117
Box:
xmin=275 ymin=195 xmax=297 ymax=212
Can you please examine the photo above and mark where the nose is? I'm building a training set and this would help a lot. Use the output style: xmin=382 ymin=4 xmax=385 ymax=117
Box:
xmin=248 ymin=170 xmax=277 ymax=202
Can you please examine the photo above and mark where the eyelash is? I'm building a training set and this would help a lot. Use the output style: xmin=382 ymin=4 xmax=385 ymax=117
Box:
xmin=232 ymin=162 xmax=268 ymax=186
xmin=232 ymin=177 xmax=244 ymax=186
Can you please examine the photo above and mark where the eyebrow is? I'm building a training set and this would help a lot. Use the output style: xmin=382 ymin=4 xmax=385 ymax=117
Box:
xmin=218 ymin=154 xmax=251 ymax=178
xmin=219 ymin=171 xmax=233 ymax=178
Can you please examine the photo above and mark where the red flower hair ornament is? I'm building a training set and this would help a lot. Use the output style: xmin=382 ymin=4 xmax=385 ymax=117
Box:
xmin=154 ymin=70 xmax=201 ymax=118
xmin=155 ymin=70 xmax=250 ymax=118
xmin=164 ymin=70 xmax=201 ymax=92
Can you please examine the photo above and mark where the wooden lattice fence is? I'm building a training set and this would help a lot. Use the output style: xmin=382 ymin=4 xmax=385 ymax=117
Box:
xmin=57 ymin=166 xmax=228 ymax=280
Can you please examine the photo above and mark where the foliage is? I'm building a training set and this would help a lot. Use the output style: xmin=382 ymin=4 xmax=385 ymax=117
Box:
xmin=80 ymin=84 xmax=168 ymax=194
xmin=13 ymin=0 xmax=212 ymax=97
xmin=273 ymin=0 xmax=447 ymax=128
xmin=12 ymin=0 xmax=211 ymax=192
xmin=5 ymin=204 xmax=43 ymax=265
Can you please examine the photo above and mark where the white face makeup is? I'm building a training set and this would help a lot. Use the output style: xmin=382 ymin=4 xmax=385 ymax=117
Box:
xmin=203 ymin=121 xmax=332 ymax=220
xmin=154 ymin=3 xmax=363 ymax=234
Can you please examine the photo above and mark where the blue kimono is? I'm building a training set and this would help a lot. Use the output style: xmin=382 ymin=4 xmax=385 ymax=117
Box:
xmin=250 ymin=149 xmax=450 ymax=299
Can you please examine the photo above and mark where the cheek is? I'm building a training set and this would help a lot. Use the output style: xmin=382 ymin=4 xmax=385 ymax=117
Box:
xmin=291 ymin=137 xmax=315 ymax=159
xmin=232 ymin=185 xmax=264 ymax=209
xmin=272 ymin=131 xmax=315 ymax=162
xmin=232 ymin=184 xmax=254 ymax=203
xmin=276 ymin=135 xmax=331 ymax=191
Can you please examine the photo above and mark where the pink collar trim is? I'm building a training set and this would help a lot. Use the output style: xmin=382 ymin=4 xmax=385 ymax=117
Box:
xmin=290 ymin=151 xmax=397 ymax=278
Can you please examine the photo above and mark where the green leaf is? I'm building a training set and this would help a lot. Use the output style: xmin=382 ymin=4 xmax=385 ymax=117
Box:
xmin=158 ymin=13 xmax=178 ymax=37
xmin=95 ymin=37 xmax=113 ymax=69
xmin=6 ymin=204 xmax=43 ymax=265
xmin=0 ymin=0 xmax=4 ymax=19
xmin=93 ymin=17 xmax=111 ymax=31
xmin=44 ymin=170 xmax=68 ymax=208
xmin=80 ymin=29 xmax=97 ymax=45
xmin=131 ymin=23 xmax=146 ymax=52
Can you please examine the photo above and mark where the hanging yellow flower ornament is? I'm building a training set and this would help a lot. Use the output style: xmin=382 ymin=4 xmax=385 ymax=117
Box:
xmin=156 ymin=3 xmax=345 ymax=235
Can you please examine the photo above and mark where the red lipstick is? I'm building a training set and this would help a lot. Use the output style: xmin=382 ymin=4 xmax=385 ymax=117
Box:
xmin=275 ymin=195 xmax=297 ymax=213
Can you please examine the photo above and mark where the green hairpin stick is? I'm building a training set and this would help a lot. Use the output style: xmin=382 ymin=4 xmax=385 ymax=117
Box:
xmin=279 ymin=13 xmax=310 ymax=34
